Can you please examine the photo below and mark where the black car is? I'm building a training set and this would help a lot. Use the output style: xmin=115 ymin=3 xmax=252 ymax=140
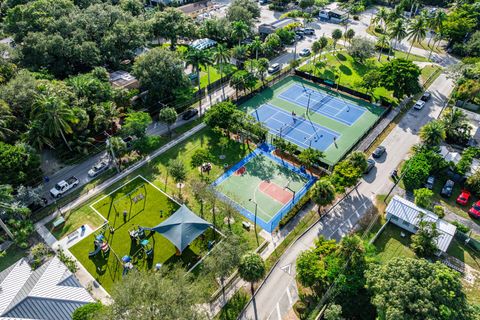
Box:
xmin=364 ymin=159 xmax=375 ymax=174
xmin=182 ymin=108 xmax=198 ymax=120
xmin=441 ymin=180 xmax=455 ymax=197
xmin=303 ymin=28 xmax=315 ymax=35
xmin=421 ymin=92 xmax=431 ymax=102
xmin=372 ymin=146 xmax=386 ymax=158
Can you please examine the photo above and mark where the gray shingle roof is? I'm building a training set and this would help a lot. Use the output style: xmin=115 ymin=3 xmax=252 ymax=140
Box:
xmin=0 ymin=257 xmax=94 ymax=320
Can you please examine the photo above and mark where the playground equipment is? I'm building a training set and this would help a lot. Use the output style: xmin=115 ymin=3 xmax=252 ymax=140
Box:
xmin=121 ymin=255 xmax=133 ymax=277
xmin=129 ymin=226 xmax=146 ymax=244
xmin=88 ymin=234 xmax=110 ymax=257
xmin=106 ymin=183 xmax=147 ymax=220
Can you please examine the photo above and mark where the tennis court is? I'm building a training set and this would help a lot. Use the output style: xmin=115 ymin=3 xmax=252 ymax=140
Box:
xmin=253 ymin=104 xmax=339 ymax=151
xmin=241 ymin=76 xmax=385 ymax=166
xmin=212 ymin=147 xmax=316 ymax=232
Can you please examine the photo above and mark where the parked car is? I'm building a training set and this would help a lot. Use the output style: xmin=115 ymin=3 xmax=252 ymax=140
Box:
xmin=182 ymin=108 xmax=198 ymax=120
xmin=259 ymin=0 xmax=268 ymax=5
xmin=468 ymin=201 xmax=480 ymax=218
xmin=456 ymin=190 xmax=471 ymax=205
xmin=303 ymin=28 xmax=315 ymax=35
xmin=364 ymin=159 xmax=375 ymax=174
xmin=294 ymin=34 xmax=303 ymax=41
xmin=372 ymin=146 xmax=386 ymax=158
xmin=440 ymin=180 xmax=455 ymax=197
xmin=413 ymin=100 xmax=426 ymax=110
xmin=421 ymin=92 xmax=431 ymax=101
xmin=88 ymin=158 xmax=110 ymax=178
xmin=425 ymin=176 xmax=435 ymax=189
xmin=299 ymin=48 xmax=311 ymax=57
xmin=50 ymin=176 xmax=79 ymax=198
xmin=268 ymin=63 xmax=280 ymax=74
xmin=295 ymin=30 xmax=305 ymax=36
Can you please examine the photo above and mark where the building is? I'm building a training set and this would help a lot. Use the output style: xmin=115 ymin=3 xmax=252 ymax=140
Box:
xmin=318 ymin=9 xmax=348 ymax=23
xmin=258 ymin=18 xmax=295 ymax=36
xmin=109 ymin=70 xmax=139 ymax=90
xmin=386 ymin=195 xmax=456 ymax=254
xmin=0 ymin=257 xmax=94 ymax=320
xmin=190 ymin=38 xmax=217 ymax=50
xmin=178 ymin=0 xmax=212 ymax=18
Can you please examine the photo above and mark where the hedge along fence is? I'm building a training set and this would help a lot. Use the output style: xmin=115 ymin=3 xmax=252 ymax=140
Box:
xmin=455 ymin=230 xmax=480 ymax=252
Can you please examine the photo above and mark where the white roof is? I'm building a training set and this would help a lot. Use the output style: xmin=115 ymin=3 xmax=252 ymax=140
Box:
xmin=466 ymin=158 xmax=480 ymax=178
xmin=386 ymin=195 xmax=456 ymax=252
xmin=190 ymin=38 xmax=217 ymax=50
xmin=0 ymin=257 xmax=94 ymax=320
xmin=439 ymin=146 xmax=461 ymax=164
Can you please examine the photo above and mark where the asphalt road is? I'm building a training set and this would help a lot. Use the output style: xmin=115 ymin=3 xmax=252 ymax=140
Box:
xmin=240 ymin=72 xmax=455 ymax=320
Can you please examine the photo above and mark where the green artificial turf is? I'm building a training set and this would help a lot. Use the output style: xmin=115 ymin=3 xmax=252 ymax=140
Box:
xmin=70 ymin=176 xmax=216 ymax=293
xmin=215 ymin=153 xmax=310 ymax=223
xmin=239 ymin=76 xmax=385 ymax=165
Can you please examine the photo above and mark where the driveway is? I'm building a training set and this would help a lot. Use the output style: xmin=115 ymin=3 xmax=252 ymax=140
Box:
xmin=240 ymin=72 xmax=454 ymax=320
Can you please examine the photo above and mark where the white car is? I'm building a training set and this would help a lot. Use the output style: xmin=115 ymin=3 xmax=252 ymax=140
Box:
xmin=268 ymin=63 xmax=280 ymax=74
xmin=413 ymin=100 xmax=426 ymax=110
xmin=299 ymin=48 xmax=311 ymax=57
xmin=88 ymin=159 xmax=110 ymax=178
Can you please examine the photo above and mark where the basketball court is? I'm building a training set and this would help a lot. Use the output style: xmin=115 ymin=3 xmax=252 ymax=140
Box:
xmin=212 ymin=147 xmax=316 ymax=232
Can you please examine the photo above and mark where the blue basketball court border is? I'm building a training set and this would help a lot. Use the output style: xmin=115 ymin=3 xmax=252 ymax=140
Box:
xmin=211 ymin=145 xmax=316 ymax=233
xmin=252 ymin=103 xmax=340 ymax=151
xmin=278 ymin=83 xmax=366 ymax=126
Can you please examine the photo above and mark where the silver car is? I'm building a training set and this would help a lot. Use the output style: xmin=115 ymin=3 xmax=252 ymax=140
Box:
xmin=88 ymin=159 xmax=110 ymax=178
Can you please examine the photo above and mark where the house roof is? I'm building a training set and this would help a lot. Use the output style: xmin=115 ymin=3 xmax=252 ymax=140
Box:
xmin=178 ymin=0 xmax=211 ymax=15
xmin=109 ymin=70 xmax=139 ymax=89
xmin=439 ymin=146 xmax=461 ymax=164
xmin=386 ymin=195 xmax=456 ymax=252
xmin=143 ymin=205 xmax=212 ymax=253
xmin=0 ymin=257 xmax=94 ymax=320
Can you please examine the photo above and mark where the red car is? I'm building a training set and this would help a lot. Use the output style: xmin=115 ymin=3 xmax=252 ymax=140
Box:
xmin=469 ymin=201 xmax=480 ymax=218
xmin=456 ymin=190 xmax=471 ymax=206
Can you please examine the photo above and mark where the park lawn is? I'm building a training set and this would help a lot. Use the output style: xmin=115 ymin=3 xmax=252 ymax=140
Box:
xmin=47 ymin=205 xmax=105 ymax=240
xmin=0 ymin=245 xmax=26 ymax=272
xmin=412 ymin=39 xmax=445 ymax=55
xmin=199 ymin=63 xmax=237 ymax=89
xmin=299 ymin=51 xmax=395 ymax=101
xmin=373 ymin=223 xmax=416 ymax=264
xmin=69 ymin=176 xmax=218 ymax=293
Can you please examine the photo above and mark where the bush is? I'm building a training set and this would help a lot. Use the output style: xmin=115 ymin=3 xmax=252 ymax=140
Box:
xmin=456 ymin=147 xmax=480 ymax=175
xmin=414 ymin=188 xmax=434 ymax=209
xmin=278 ymin=194 xmax=312 ymax=228
xmin=452 ymin=221 xmax=470 ymax=234
xmin=466 ymin=170 xmax=480 ymax=196
xmin=72 ymin=302 xmax=103 ymax=320
xmin=433 ymin=205 xmax=445 ymax=218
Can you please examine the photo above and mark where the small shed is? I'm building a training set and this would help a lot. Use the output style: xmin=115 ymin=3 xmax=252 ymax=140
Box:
xmin=386 ymin=195 xmax=456 ymax=254
xmin=258 ymin=18 xmax=295 ymax=36
xmin=109 ymin=71 xmax=139 ymax=90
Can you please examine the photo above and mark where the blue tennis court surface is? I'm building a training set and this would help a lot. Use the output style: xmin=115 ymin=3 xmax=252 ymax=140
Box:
xmin=278 ymin=84 xmax=365 ymax=126
xmin=252 ymin=104 xmax=340 ymax=151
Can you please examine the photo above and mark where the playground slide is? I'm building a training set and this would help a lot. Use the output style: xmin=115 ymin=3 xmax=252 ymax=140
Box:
xmin=88 ymin=245 xmax=102 ymax=257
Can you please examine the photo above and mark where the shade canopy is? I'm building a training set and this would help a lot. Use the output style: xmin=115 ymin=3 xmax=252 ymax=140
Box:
xmin=143 ymin=205 xmax=212 ymax=253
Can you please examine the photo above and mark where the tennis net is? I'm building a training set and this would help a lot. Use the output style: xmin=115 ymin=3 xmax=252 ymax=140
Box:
xmin=281 ymin=111 xmax=307 ymax=137
xmin=311 ymin=94 xmax=333 ymax=113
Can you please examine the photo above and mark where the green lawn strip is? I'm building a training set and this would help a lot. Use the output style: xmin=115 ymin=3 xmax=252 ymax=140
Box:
xmin=239 ymin=75 xmax=384 ymax=165
xmin=199 ymin=64 xmax=237 ymax=89
xmin=215 ymin=154 xmax=309 ymax=222
xmin=69 ymin=177 xmax=217 ymax=292
xmin=0 ymin=245 xmax=26 ymax=272
xmin=373 ymin=223 xmax=416 ymax=264
xmin=412 ymin=39 xmax=445 ymax=55
xmin=214 ymin=288 xmax=251 ymax=320
xmin=420 ymin=65 xmax=442 ymax=88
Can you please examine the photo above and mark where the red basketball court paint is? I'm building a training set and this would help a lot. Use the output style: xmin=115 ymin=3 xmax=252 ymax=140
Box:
xmin=259 ymin=181 xmax=292 ymax=205
xmin=235 ymin=166 xmax=247 ymax=176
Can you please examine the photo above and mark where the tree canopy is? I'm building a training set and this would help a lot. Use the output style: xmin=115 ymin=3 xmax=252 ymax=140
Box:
xmin=376 ymin=59 xmax=421 ymax=98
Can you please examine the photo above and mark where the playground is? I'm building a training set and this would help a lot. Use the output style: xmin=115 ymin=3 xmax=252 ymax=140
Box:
xmin=69 ymin=175 xmax=216 ymax=292
xmin=241 ymin=76 xmax=385 ymax=165
xmin=212 ymin=148 xmax=316 ymax=232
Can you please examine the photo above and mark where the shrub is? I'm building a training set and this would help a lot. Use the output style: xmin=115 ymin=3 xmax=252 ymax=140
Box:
xmin=72 ymin=302 xmax=103 ymax=320
xmin=414 ymin=188 xmax=434 ymax=209
xmin=433 ymin=205 xmax=445 ymax=218
xmin=452 ymin=221 xmax=470 ymax=234
xmin=466 ymin=170 xmax=480 ymax=196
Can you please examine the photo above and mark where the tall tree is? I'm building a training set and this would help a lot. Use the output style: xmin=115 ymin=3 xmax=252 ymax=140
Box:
xmin=419 ymin=120 xmax=445 ymax=146
xmin=376 ymin=58 xmax=421 ymax=98
xmin=185 ymin=48 xmax=212 ymax=115
xmin=406 ymin=16 xmax=427 ymax=59
xmin=250 ymin=36 xmax=262 ymax=60
xmin=151 ymin=8 xmax=194 ymax=50
xmin=376 ymin=34 xmax=390 ymax=61
xmin=332 ymin=29 xmax=343 ymax=51
xmin=344 ymin=28 xmax=355 ymax=46
xmin=121 ymin=112 xmax=151 ymax=138
xmin=32 ymin=95 xmax=76 ymax=151
xmin=238 ymin=252 xmax=265 ymax=320
xmin=388 ymin=18 xmax=407 ymax=55
xmin=411 ymin=213 xmax=440 ymax=258
xmin=372 ymin=7 xmax=389 ymax=31
xmin=213 ymin=44 xmax=231 ymax=100
xmin=440 ymin=108 xmax=472 ymax=145
xmin=311 ymin=179 xmax=336 ymax=214
xmin=231 ymin=21 xmax=250 ymax=46
xmin=158 ymin=107 xmax=177 ymax=138
xmin=366 ymin=258 xmax=472 ymax=320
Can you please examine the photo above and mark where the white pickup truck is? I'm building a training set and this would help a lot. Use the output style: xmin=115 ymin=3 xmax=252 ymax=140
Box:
xmin=50 ymin=176 xmax=79 ymax=198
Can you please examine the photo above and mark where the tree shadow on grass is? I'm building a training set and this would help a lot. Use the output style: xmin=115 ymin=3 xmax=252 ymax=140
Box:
xmin=339 ymin=64 xmax=352 ymax=76
xmin=337 ymin=53 xmax=347 ymax=61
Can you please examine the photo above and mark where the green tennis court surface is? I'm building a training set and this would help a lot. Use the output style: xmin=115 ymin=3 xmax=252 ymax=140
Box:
xmin=214 ymin=152 xmax=310 ymax=225
xmin=241 ymin=76 xmax=386 ymax=165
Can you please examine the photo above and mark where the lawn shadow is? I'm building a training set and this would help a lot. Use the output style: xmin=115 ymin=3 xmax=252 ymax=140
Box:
xmin=337 ymin=53 xmax=347 ymax=61
xmin=339 ymin=65 xmax=352 ymax=76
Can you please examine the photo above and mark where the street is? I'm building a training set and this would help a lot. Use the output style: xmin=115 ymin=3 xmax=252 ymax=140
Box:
xmin=240 ymin=71 xmax=454 ymax=320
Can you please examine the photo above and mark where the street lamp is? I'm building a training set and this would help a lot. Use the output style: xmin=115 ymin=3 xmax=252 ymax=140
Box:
xmin=249 ymin=198 xmax=259 ymax=246
xmin=284 ymin=185 xmax=296 ymax=207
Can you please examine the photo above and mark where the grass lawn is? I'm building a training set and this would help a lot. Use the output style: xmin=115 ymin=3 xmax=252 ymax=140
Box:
xmin=420 ymin=65 xmax=442 ymax=87
xmin=69 ymin=176 xmax=217 ymax=293
xmin=373 ymin=223 xmax=416 ymax=264
xmin=0 ymin=245 xmax=26 ymax=272
xmin=412 ymin=39 xmax=445 ymax=55
xmin=199 ymin=64 xmax=237 ymax=89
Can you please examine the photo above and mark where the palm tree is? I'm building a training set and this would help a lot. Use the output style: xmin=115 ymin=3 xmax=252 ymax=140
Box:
xmin=0 ymin=101 xmax=14 ymax=140
xmin=419 ymin=120 xmax=445 ymax=146
xmin=376 ymin=34 xmax=390 ymax=61
xmin=311 ymin=179 xmax=336 ymax=215
xmin=213 ymin=44 xmax=231 ymax=100
xmin=344 ymin=28 xmax=355 ymax=46
xmin=203 ymin=49 xmax=214 ymax=106
xmin=185 ymin=48 xmax=211 ymax=115
xmin=32 ymin=95 xmax=76 ymax=151
xmin=311 ymin=40 xmax=322 ymax=69
xmin=387 ymin=5 xmax=404 ymax=24
xmin=332 ymin=29 xmax=343 ymax=51
xmin=427 ymin=10 xmax=446 ymax=58
xmin=372 ymin=7 xmax=389 ymax=31
xmin=238 ymin=252 xmax=266 ymax=320
xmin=231 ymin=44 xmax=249 ymax=67
xmin=24 ymin=120 xmax=53 ymax=150
xmin=231 ymin=21 xmax=250 ymax=46
xmin=406 ymin=16 xmax=427 ymax=59
xmin=388 ymin=18 xmax=407 ymax=56
xmin=254 ymin=58 xmax=269 ymax=85
xmin=250 ymin=36 xmax=262 ymax=60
